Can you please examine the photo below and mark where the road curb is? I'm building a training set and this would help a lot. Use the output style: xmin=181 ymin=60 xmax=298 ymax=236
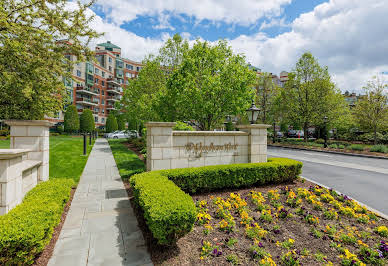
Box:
xmin=301 ymin=176 xmax=388 ymax=221
xmin=268 ymin=144 xmax=388 ymax=160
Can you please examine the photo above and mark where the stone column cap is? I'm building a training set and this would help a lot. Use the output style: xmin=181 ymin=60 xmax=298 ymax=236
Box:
xmin=0 ymin=149 xmax=31 ymax=159
xmin=237 ymin=124 xmax=271 ymax=129
xmin=145 ymin=122 xmax=176 ymax=127
xmin=4 ymin=120 xmax=54 ymax=127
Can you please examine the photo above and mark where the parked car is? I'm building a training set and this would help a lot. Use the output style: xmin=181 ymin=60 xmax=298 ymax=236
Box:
xmin=107 ymin=130 xmax=130 ymax=139
xmin=287 ymin=130 xmax=304 ymax=138
xmin=104 ymin=130 xmax=121 ymax=138
xmin=127 ymin=130 xmax=139 ymax=138
xmin=276 ymin=131 xmax=284 ymax=138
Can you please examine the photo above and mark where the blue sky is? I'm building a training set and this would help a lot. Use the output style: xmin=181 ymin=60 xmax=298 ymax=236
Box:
xmin=87 ymin=0 xmax=388 ymax=92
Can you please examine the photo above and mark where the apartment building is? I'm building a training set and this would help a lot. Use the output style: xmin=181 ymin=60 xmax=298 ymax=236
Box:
xmin=49 ymin=41 xmax=142 ymax=127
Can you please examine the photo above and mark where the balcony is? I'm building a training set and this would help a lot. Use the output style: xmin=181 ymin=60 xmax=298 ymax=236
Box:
xmin=76 ymin=97 xmax=98 ymax=106
xmin=107 ymin=78 xmax=120 ymax=86
xmin=77 ymin=108 xmax=99 ymax=114
xmin=106 ymin=96 xmax=120 ymax=102
xmin=76 ymin=86 xmax=99 ymax=96
xmin=106 ymin=87 xmax=121 ymax=94
xmin=106 ymin=105 xmax=115 ymax=110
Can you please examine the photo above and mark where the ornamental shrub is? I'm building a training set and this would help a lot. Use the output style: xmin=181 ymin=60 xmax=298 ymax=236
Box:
xmin=130 ymin=158 xmax=302 ymax=245
xmin=80 ymin=109 xmax=95 ymax=133
xmin=349 ymin=144 xmax=365 ymax=151
xmin=173 ymin=121 xmax=194 ymax=131
xmin=64 ymin=105 xmax=79 ymax=133
xmin=117 ymin=115 xmax=125 ymax=131
xmin=370 ymin=145 xmax=388 ymax=153
xmin=106 ymin=114 xmax=118 ymax=133
xmin=0 ymin=179 xmax=74 ymax=265
xmin=328 ymin=144 xmax=338 ymax=149
xmin=130 ymin=172 xmax=196 ymax=245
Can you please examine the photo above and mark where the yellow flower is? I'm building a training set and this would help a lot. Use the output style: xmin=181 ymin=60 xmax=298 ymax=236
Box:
xmin=288 ymin=238 xmax=295 ymax=244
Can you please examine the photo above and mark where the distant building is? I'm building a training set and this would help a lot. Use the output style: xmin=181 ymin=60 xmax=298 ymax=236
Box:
xmin=343 ymin=91 xmax=365 ymax=108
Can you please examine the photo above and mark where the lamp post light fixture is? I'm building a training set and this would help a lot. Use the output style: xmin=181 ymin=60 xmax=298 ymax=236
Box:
xmin=246 ymin=100 xmax=260 ymax=124
xmin=323 ymin=116 xmax=328 ymax=148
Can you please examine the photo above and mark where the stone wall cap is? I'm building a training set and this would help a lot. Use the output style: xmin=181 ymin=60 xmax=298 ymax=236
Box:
xmin=0 ymin=149 xmax=31 ymax=159
xmin=4 ymin=120 xmax=54 ymax=127
xmin=237 ymin=124 xmax=271 ymax=129
xmin=173 ymin=131 xmax=249 ymax=136
xmin=145 ymin=122 xmax=177 ymax=127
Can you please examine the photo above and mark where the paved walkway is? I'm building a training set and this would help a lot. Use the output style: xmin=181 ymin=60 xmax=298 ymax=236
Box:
xmin=49 ymin=139 xmax=152 ymax=266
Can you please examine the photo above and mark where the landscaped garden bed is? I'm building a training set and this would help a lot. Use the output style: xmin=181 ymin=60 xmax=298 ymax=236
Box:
xmin=134 ymin=178 xmax=388 ymax=265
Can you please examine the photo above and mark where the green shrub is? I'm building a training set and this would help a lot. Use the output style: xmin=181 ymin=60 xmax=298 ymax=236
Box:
xmin=338 ymin=144 xmax=345 ymax=149
xmin=64 ymin=105 xmax=80 ymax=133
xmin=106 ymin=114 xmax=118 ymax=133
xmin=328 ymin=144 xmax=338 ymax=149
xmin=130 ymin=173 xmax=196 ymax=245
xmin=311 ymin=143 xmax=324 ymax=148
xmin=161 ymin=158 xmax=302 ymax=194
xmin=80 ymin=109 xmax=95 ymax=133
xmin=370 ymin=145 xmax=388 ymax=153
xmin=316 ymin=138 xmax=325 ymax=144
xmin=130 ymin=158 xmax=302 ymax=245
xmin=173 ymin=121 xmax=194 ymax=131
xmin=0 ymin=179 xmax=74 ymax=265
xmin=0 ymin=129 xmax=9 ymax=136
xmin=50 ymin=132 xmax=60 ymax=136
xmin=349 ymin=144 xmax=365 ymax=151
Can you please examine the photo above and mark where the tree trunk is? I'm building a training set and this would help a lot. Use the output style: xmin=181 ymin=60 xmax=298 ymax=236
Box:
xmin=304 ymin=122 xmax=308 ymax=142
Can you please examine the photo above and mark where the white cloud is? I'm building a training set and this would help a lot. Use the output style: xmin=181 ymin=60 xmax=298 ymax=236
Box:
xmin=94 ymin=0 xmax=292 ymax=26
xmin=259 ymin=17 xmax=289 ymax=30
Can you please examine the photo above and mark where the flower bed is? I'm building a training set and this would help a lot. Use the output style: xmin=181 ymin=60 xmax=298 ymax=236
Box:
xmin=147 ymin=179 xmax=388 ymax=265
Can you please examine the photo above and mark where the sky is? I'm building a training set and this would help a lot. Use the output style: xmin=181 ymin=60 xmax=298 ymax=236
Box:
xmin=77 ymin=0 xmax=388 ymax=93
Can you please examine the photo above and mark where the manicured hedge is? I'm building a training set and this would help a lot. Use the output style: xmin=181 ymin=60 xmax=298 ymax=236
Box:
xmin=162 ymin=158 xmax=302 ymax=193
xmin=130 ymin=172 xmax=196 ymax=245
xmin=130 ymin=158 xmax=302 ymax=245
xmin=0 ymin=179 xmax=74 ymax=265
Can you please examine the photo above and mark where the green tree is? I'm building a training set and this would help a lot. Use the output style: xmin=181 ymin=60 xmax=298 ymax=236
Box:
xmin=64 ymin=105 xmax=80 ymax=133
xmin=354 ymin=76 xmax=388 ymax=144
xmin=255 ymin=72 xmax=280 ymax=124
xmin=117 ymin=115 xmax=125 ymax=131
xmin=80 ymin=109 xmax=95 ymax=133
xmin=281 ymin=52 xmax=343 ymax=141
xmin=106 ymin=114 xmax=118 ymax=133
xmin=0 ymin=0 xmax=100 ymax=120
xmin=158 ymin=40 xmax=256 ymax=130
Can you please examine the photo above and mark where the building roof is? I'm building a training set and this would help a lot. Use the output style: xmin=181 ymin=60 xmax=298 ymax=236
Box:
xmin=97 ymin=41 xmax=121 ymax=50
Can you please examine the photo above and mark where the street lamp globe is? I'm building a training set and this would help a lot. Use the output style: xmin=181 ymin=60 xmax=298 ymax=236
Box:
xmin=246 ymin=100 xmax=260 ymax=124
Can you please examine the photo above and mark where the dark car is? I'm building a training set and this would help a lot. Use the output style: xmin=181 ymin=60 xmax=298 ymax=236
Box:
xmin=287 ymin=130 xmax=304 ymax=138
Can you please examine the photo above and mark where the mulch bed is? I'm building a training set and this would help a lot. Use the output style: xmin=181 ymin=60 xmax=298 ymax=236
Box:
xmin=124 ymin=142 xmax=146 ymax=162
xmin=124 ymin=179 xmax=388 ymax=265
xmin=33 ymin=187 xmax=76 ymax=266
xmin=271 ymin=143 xmax=388 ymax=158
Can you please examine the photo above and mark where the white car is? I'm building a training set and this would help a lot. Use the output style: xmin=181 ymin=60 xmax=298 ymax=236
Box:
xmin=107 ymin=131 xmax=129 ymax=139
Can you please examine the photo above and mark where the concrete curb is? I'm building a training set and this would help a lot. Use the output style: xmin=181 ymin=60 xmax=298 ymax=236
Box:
xmin=301 ymin=176 xmax=388 ymax=221
xmin=268 ymin=144 xmax=388 ymax=160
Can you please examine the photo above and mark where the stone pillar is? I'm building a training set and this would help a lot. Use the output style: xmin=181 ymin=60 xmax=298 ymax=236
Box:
xmin=145 ymin=122 xmax=176 ymax=171
xmin=5 ymin=120 xmax=53 ymax=181
xmin=0 ymin=150 xmax=29 ymax=214
xmin=237 ymin=124 xmax=271 ymax=163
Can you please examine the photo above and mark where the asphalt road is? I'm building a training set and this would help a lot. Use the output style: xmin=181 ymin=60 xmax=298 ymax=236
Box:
xmin=268 ymin=146 xmax=388 ymax=216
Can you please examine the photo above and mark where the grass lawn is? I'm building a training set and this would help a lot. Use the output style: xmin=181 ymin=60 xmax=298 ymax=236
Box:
xmin=108 ymin=139 xmax=145 ymax=179
xmin=0 ymin=135 xmax=94 ymax=182
xmin=50 ymin=135 xmax=94 ymax=182
xmin=148 ymin=179 xmax=388 ymax=265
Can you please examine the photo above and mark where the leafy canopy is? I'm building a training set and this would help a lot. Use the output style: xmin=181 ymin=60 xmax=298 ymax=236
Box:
xmin=80 ymin=109 xmax=95 ymax=133
xmin=106 ymin=114 xmax=118 ymax=133
xmin=64 ymin=105 xmax=80 ymax=133
xmin=0 ymin=0 xmax=100 ymax=120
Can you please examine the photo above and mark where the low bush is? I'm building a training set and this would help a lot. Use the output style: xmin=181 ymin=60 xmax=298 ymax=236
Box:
xmin=349 ymin=144 xmax=365 ymax=151
xmin=338 ymin=144 xmax=345 ymax=149
xmin=0 ymin=179 xmax=74 ymax=265
xmin=0 ymin=129 xmax=9 ymax=136
xmin=162 ymin=158 xmax=302 ymax=194
xmin=316 ymin=138 xmax=325 ymax=144
xmin=130 ymin=172 xmax=196 ymax=245
xmin=173 ymin=121 xmax=195 ymax=131
xmin=370 ymin=145 xmax=388 ymax=153
xmin=328 ymin=144 xmax=338 ymax=149
xmin=130 ymin=158 xmax=302 ymax=245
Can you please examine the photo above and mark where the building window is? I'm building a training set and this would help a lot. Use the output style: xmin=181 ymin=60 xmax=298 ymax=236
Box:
xmin=101 ymin=81 xmax=105 ymax=86
xmin=126 ymin=64 xmax=133 ymax=70
xmin=102 ymin=109 xmax=105 ymax=114
xmin=76 ymin=70 xmax=81 ymax=77
xmin=136 ymin=66 xmax=140 ymax=72
xmin=109 ymin=57 xmax=112 ymax=63
xmin=102 ymin=71 xmax=105 ymax=77
xmin=109 ymin=66 xmax=112 ymax=71
xmin=95 ymin=68 xmax=99 ymax=74
xmin=94 ymin=116 xmax=98 ymax=122
xmin=95 ymin=78 xmax=99 ymax=84
xmin=101 ymin=99 xmax=105 ymax=105
xmin=102 ymin=90 xmax=104 ymax=95
xmin=102 ymin=118 xmax=105 ymax=123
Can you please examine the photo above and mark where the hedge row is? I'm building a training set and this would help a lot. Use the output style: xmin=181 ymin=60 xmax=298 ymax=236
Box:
xmin=130 ymin=158 xmax=302 ymax=245
xmin=0 ymin=179 xmax=74 ymax=265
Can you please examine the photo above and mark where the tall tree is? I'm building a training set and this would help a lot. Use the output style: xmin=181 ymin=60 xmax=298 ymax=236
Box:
xmin=116 ymin=115 xmax=125 ymax=131
xmin=80 ymin=109 xmax=95 ymax=133
xmin=158 ymin=40 xmax=256 ymax=130
xmin=354 ymin=76 xmax=388 ymax=144
xmin=255 ymin=72 xmax=279 ymax=124
xmin=64 ymin=105 xmax=80 ymax=133
xmin=281 ymin=52 xmax=341 ymax=141
xmin=106 ymin=114 xmax=118 ymax=133
xmin=0 ymin=0 xmax=100 ymax=120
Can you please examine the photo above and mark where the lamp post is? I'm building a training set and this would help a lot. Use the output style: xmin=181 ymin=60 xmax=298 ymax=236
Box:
xmin=224 ymin=115 xmax=232 ymax=131
xmin=323 ymin=116 xmax=328 ymax=148
xmin=246 ymin=100 xmax=260 ymax=124
xmin=273 ymin=121 xmax=276 ymax=143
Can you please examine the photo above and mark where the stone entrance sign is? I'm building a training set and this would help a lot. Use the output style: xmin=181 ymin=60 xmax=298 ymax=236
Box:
xmin=145 ymin=122 xmax=270 ymax=171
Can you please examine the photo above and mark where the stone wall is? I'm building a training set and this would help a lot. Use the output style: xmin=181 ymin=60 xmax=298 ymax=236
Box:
xmin=0 ymin=120 xmax=52 ymax=215
xmin=146 ymin=122 xmax=270 ymax=171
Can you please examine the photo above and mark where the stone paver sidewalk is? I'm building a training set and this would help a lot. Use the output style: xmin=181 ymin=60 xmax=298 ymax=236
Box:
xmin=49 ymin=138 xmax=152 ymax=266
